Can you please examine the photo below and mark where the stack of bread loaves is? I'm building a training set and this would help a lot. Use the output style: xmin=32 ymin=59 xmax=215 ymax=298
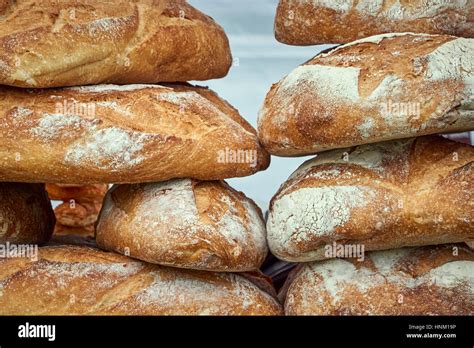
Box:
xmin=0 ymin=0 xmax=281 ymax=315
xmin=259 ymin=0 xmax=474 ymax=315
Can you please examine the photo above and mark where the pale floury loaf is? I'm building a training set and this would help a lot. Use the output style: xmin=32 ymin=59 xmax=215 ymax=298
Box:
xmin=0 ymin=0 xmax=232 ymax=87
xmin=0 ymin=84 xmax=269 ymax=183
xmin=267 ymin=136 xmax=474 ymax=262
xmin=96 ymin=179 xmax=268 ymax=272
xmin=258 ymin=33 xmax=474 ymax=156
xmin=275 ymin=0 xmax=474 ymax=45
xmin=0 ymin=246 xmax=283 ymax=315
xmin=281 ymin=244 xmax=474 ymax=315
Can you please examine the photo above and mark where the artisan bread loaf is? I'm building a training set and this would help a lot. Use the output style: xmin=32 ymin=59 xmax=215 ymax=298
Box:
xmin=54 ymin=201 xmax=101 ymax=227
xmin=258 ymin=33 xmax=474 ymax=156
xmin=46 ymin=184 xmax=108 ymax=202
xmin=275 ymin=0 xmax=474 ymax=45
xmin=46 ymin=184 xmax=107 ymax=237
xmin=96 ymin=179 xmax=268 ymax=272
xmin=0 ymin=183 xmax=55 ymax=244
xmin=0 ymin=83 xmax=269 ymax=183
xmin=0 ymin=0 xmax=231 ymax=88
xmin=0 ymin=245 xmax=282 ymax=315
xmin=282 ymin=244 xmax=474 ymax=315
xmin=267 ymin=136 xmax=474 ymax=262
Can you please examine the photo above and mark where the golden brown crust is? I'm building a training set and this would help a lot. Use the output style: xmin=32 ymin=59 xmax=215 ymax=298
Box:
xmin=96 ymin=179 xmax=268 ymax=272
xmin=0 ymin=83 xmax=270 ymax=183
xmin=54 ymin=201 xmax=101 ymax=227
xmin=0 ymin=0 xmax=232 ymax=87
xmin=267 ymin=136 xmax=474 ymax=262
xmin=283 ymin=244 xmax=474 ymax=315
xmin=46 ymin=183 xmax=108 ymax=202
xmin=0 ymin=245 xmax=283 ymax=315
xmin=258 ymin=33 xmax=473 ymax=156
xmin=0 ymin=183 xmax=55 ymax=244
xmin=46 ymin=184 xmax=107 ymax=237
xmin=275 ymin=0 xmax=474 ymax=45
xmin=53 ymin=224 xmax=95 ymax=237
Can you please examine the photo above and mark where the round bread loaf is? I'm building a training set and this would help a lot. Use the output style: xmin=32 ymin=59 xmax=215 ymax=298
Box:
xmin=96 ymin=179 xmax=268 ymax=272
xmin=267 ymin=136 xmax=474 ymax=262
xmin=0 ymin=183 xmax=55 ymax=244
xmin=275 ymin=0 xmax=474 ymax=45
xmin=0 ymin=245 xmax=282 ymax=315
xmin=258 ymin=33 xmax=473 ymax=156
xmin=0 ymin=83 xmax=269 ymax=184
xmin=0 ymin=0 xmax=232 ymax=87
xmin=282 ymin=244 xmax=474 ymax=315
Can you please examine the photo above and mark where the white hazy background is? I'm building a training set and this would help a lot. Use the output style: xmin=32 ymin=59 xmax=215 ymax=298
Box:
xmin=188 ymin=0 xmax=334 ymax=210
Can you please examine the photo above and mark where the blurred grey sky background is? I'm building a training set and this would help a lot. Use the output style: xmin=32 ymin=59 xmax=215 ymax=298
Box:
xmin=188 ymin=0 xmax=334 ymax=209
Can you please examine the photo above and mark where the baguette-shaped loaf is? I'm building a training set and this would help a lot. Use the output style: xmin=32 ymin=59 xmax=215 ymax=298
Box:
xmin=0 ymin=84 xmax=269 ymax=183
xmin=0 ymin=245 xmax=282 ymax=315
xmin=96 ymin=179 xmax=268 ymax=272
xmin=267 ymin=136 xmax=474 ymax=262
xmin=275 ymin=0 xmax=474 ymax=45
xmin=0 ymin=183 xmax=55 ymax=244
xmin=258 ymin=33 xmax=474 ymax=156
xmin=282 ymin=244 xmax=474 ymax=315
xmin=0 ymin=0 xmax=231 ymax=87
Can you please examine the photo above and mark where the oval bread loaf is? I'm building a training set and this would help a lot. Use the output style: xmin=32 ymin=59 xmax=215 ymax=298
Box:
xmin=0 ymin=183 xmax=55 ymax=244
xmin=275 ymin=0 xmax=474 ymax=45
xmin=267 ymin=136 xmax=474 ymax=262
xmin=282 ymin=244 xmax=474 ymax=315
xmin=0 ymin=245 xmax=283 ymax=315
xmin=0 ymin=0 xmax=232 ymax=88
xmin=96 ymin=179 xmax=268 ymax=272
xmin=0 ymin=83 xmax=269 ymax=183
xmin=258 ymin=33 xmax=474 ymax=156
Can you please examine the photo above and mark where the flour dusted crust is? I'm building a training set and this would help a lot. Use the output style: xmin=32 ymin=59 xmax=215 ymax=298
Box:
xmin=258 ymin=33 xmax=474 ymax=156
xmin=0 ymin=183 xmax=55 ymax=244
xmin=0 ymin=83 xmax=269 ymax=183
xmin=267 ymin=136 xmax=474 ymax=262
xmin=275 ymin=0 xmax=474 ymax=45
xmin=282 ymin=244 xmax=474 ymax=315
xmin=96 ymin=179 xmax=268 ymax=272
xmin=0 ymin=246 xmax=282 ymax=315
xmin=0 ymin=0 xmax=232 ymax=87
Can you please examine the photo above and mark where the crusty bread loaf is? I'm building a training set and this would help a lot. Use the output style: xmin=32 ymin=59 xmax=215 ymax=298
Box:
xmin=46 ymin=184 xmax=108 ymax=202
xmin=267 ymin=136 xmax=474 ymax=262
xmin=275 ymin=0 xmax=474 ymax=45
xmin=54 ymin=201 xmax=101 ymax=227
xmin=96 ymin=179 xmax=268 ymax=272
xmin=0 ymin=245 xmax=282 ymax=315
xmin=282 ymin=244 xmax=474 ymax=315
xmin=46 ymin=184 xmax=107 ymax=237
xmin=258 ymin=33 xmax=474 ymax=156
xmin=0 ymin=183 xmax=55 ymax=244
xmin=0 ymin=83 xmax=269 ymax=183
xmin=0 ymin=0 xmax=231 ymax=88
